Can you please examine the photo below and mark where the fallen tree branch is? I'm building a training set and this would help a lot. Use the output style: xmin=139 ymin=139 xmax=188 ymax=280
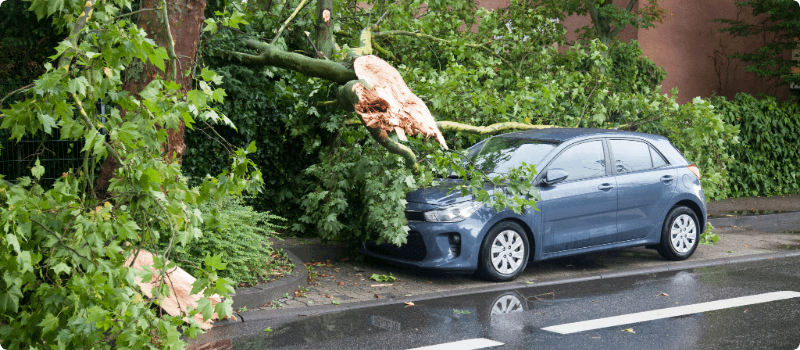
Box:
xmin=271 ymin=0 xmax=310 ymax=44
xmin=158 ymin=0 xmax=179 ymax=80
xmin=225 ymin=39 xmax=357 ymax=83
xmin=337 ymin=80 xmax=420 ymax=174
xmin=349 ymin=28 xmax=373 ymax=57
xmin=0 ymin=83 xmax=33 ymax=108
xmin=57 ymin=0 xmax=97 ymax=70
xmin=437 ymin=121 xmax=559 ymax=135
xmin=371 ymin=39 xmax=396 ymax=60
xmin=348 ymin=119 xmax=559 ymax=136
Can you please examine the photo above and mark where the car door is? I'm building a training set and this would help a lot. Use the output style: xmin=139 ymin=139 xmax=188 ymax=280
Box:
xmin=539 ymin=140 xmax=618 ymax=253
xmin=609 ymin=139 xmax=678 ymax=242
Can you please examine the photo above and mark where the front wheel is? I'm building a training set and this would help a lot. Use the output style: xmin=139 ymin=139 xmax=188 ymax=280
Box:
xmin=657 ymin=206 xmax=699 ymax=261
xmin=477 ymin=221 xmax=530 ymax=282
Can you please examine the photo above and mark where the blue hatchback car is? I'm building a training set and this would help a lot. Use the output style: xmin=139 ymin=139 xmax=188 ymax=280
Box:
xmin=362 ymin=128 xmax=707 ymax=282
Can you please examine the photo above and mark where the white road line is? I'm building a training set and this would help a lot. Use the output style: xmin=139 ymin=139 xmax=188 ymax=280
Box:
xmin=406 ymin=338 xmax=504 ymax=350
xmin=542 ymin=291 xmax=800 ymax=334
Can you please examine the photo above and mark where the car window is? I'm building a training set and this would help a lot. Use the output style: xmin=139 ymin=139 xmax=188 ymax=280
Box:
xmin=468 ymin=137 xmax=558 ymax=174
xmin=610 ymin=139 xmax=652 ymax=174
xmin=548 ymin=140 xmax=606 ymax=181
xmin=650 ymin=146 xmax=668 ymax=168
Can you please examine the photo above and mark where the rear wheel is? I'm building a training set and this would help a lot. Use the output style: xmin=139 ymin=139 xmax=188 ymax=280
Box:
xmin=478 ymin=221 xmax=530 ymax=282
xmin=657 ymin=206 xmax=699 ymax=261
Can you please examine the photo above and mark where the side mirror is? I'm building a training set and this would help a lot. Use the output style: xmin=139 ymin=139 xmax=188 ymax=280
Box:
xmin=543 ymin=168 xmax=569 ymax=186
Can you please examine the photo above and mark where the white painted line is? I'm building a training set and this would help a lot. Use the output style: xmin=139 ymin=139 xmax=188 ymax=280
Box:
xmin=543 ymin=291 xmax=800 ymax=334
xmin=406 ymin=338 xmax=504 ymax=350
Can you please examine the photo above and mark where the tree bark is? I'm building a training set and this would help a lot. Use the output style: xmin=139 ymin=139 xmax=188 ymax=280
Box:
xmin=232 ymin=39 xmax=357 ymax=83
xmin=95 ymin=0 xmax=207 ymax=200
xmin=315 ymin=0 xmax=335 ymax=57
xmin=436 ymin=121 xmax=559 ymax=135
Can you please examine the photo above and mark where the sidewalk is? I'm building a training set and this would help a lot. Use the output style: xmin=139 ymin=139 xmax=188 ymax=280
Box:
xmin=218 ymin=195 xmax=800 ymax=325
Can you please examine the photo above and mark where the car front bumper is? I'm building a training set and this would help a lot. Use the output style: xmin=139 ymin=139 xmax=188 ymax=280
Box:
xmin=360 ymin=214 xmax=490 ymax=271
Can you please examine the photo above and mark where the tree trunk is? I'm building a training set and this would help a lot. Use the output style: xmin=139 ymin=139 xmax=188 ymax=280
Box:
xmin=315 ymin=0 xmax=335 ymax=57
xmin=95 ymin=0 xmax=207 ymax=199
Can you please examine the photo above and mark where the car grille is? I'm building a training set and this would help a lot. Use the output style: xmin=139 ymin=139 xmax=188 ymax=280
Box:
xmin=365 ymin=231 xmax=427 ymax=261
xmin=405 ymin=211 xmax=426 ymax=222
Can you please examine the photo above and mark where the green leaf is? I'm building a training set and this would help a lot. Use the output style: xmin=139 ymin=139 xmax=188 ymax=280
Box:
xmin=196 ymin=297 xmax=213 ymax=321
xmin=203 ymin=19 xmax=218 ymax=33
xmin=39 ymin=313 xmax=60 ymax=335
xmin=5 ymin=234 xmax=20 ymax=253
xmin=369 ymin=273 xmax=396 ymax=282
xmin=246 ymin=141 xmax=257 ymax=153
xmin=214 ymin=298 xmax=233 ymax=320
xmin=0 ymin=286 xmax=20 ymax=313
xmin=53 ymin=262 xmax=71 ymax=275
xmin=67 ymin=77 xmax=89 ymax=96
xmin=31 ymin=158 xmax=45 ymax=179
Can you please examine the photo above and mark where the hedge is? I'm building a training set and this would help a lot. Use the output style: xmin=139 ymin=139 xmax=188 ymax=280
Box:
xmin=713 ymin=93 xmax=800 ymax=197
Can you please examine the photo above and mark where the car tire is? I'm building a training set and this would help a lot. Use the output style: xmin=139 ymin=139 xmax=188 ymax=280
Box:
xmin=657 ymin=206 xmax=699 ymax=261
xmin=477 ymin=221 xmax=530 ymax=282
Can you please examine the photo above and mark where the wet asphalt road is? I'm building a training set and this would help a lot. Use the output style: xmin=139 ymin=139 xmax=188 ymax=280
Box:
xmin=194 ymin=256 xmax=800 ymax=350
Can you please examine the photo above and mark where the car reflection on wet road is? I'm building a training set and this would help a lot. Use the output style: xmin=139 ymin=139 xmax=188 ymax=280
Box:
xmin=189 ymin=256 xmax=800 ymax=350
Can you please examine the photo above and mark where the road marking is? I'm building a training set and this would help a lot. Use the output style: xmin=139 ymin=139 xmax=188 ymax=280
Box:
xmin=407 ymin=338 xmax=504 ymax=350
xmin=542 ymin=291 xmax=800 ymax=334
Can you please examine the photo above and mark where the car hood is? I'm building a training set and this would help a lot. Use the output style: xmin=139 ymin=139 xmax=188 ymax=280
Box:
xmin=405 ymin=178 xmax=475 ymax=206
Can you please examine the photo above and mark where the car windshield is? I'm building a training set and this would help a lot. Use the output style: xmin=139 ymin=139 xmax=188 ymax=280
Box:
xmin=467 ymin=137 xmax=559 ymax=174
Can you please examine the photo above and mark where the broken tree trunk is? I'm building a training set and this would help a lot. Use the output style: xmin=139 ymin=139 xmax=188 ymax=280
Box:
xmin=126 ymin=249 xmax=224 ymax=330
xmin=350 ymin=55 xmax=447 ymax=149
xmin=224 ymin=12 xmax=565 ymax=173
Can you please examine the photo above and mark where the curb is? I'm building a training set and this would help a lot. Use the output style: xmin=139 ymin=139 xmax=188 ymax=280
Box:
xmin=271 ymin=238 xmax=351 ymax=262
xmin=215 ymin=249 xmax=800 ymax=326
xmin=229 ymin=249 xmax=308 ymax=314
xmin=708 ymin=211 xmax=800 ymax=229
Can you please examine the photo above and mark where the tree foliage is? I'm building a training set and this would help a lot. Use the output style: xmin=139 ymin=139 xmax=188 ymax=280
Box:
xmin=715 ymin=0 xmax=800 ymax=86
xmin=0 ymin=0 xmax=743 ymax=346
xmin=183 ymin=0 xmax=735 ymax=248
xmin=0 ymin=0 xmax=262 ymax=347
xmin=527 ymin=0 xmax=670 ymax=45
xmin=714 ymin=93 xmax=800 ymax=197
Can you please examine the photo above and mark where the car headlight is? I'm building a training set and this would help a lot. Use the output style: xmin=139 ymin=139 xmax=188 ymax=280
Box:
xmin=424 ymin=201 xmax=483 ymax=222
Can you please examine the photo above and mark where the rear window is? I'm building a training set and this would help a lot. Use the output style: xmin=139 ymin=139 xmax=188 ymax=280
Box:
xmin=610 ymin=139 xmax=652 ymax=173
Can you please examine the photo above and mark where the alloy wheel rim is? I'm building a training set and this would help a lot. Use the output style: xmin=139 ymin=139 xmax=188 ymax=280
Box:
xmin=670 ymin=214 xmax=697 ymax=253
xmin=491 ymin=294 xmax=524 ymax=315
xmin=490 ymin=230 xmax=525 ymax=274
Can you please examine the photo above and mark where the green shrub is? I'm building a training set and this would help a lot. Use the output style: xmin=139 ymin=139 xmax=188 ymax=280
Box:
xmin=164 ymin=197 xmax=286 ymax=286
xmin=648 ymin=96 xmax=740 ymax=200
xmin=714 ymin=93 xmax=800 ymax=197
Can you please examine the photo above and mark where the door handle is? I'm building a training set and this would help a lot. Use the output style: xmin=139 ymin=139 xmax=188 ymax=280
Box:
xmin=598 ymin=183 xmax=614 ymax=191
xmin=660 ymin=175 xmax=674 ymax=183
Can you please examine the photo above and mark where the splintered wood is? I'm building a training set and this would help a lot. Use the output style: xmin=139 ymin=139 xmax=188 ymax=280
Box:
xmin=352 ymin=55 xmax=448 ymax=149
xmin=126 ymin=249 xmax=223 ymax=330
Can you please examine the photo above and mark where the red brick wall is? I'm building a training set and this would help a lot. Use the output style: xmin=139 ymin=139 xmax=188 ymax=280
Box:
xmin=475 ymin=0 xmax=791 ymax=103
xmin=639 ymin=0 xmax=789 ymax=103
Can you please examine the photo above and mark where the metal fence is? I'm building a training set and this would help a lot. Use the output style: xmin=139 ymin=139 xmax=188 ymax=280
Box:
xmin=1 ymin=82 xmax=86 ymax=183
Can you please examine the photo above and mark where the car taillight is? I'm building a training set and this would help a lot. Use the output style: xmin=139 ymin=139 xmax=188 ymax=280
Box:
xmin=688 ymin=164 xmax=701 ymax=180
